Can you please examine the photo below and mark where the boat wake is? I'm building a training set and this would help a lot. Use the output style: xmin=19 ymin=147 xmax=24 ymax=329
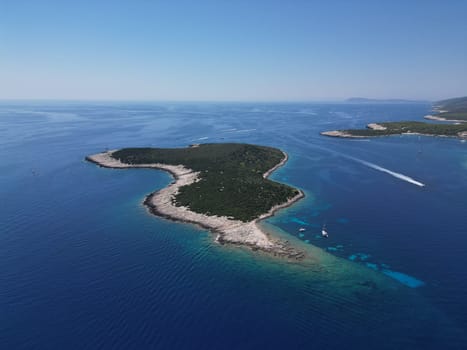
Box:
xmin=191 ymin=136 xmax=209 ymax=141
xmin=248 ymin=136 xmax=426 ymax=188
xmin=348 ymin=157 xmax=425 ymax=187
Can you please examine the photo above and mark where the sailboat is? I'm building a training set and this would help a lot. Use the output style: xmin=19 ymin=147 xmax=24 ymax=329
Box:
xmin=321 ymin=224 xmax=329 ymax=238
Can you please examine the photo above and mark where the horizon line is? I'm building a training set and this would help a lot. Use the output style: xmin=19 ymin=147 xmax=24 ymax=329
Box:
xmin=0 ymin=97 xmax=434 ymax=104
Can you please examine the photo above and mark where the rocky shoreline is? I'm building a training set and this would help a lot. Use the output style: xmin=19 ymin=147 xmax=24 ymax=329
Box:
xmin=320 ymin=130 xmax=366 ymax=138
xmin=86 ymin=149 xmax=306 ymax=260
xmin=424 ymin=115 xmax=466 ymax=123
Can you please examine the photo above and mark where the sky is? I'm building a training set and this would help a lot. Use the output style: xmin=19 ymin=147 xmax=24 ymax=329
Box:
xmin=1 ymin=0 xmax=467 ymax=101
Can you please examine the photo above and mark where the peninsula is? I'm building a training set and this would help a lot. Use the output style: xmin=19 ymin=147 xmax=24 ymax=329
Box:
xmin=425 ymin=96 xmax=467 ymax=122
xmin=86 ymin=143 xmax=305 ymax=259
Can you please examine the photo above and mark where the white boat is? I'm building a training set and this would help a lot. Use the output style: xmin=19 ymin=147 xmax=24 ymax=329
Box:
xmin=299 ymin=227 xmax=306 ymax=232
xmin=321 ymin=225 xmax=329 ymax=238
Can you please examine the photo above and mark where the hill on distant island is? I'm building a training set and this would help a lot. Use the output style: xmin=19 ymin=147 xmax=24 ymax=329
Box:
xmin=435 ymin=96 xmax=467 ymax=112
xmin=346 ymin=97 xmax=429 ymax=104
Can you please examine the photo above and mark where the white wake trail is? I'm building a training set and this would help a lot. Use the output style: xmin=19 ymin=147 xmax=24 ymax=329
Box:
xmin=349 ymin=157 xmax=425 ymax=187
xmin=266 ymin=136 xmax=426 ymax=187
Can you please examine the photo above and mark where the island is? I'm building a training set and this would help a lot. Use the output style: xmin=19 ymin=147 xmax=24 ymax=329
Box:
xmin=425 ymin=96 xmax=467 ymax=122
xmin=346 ymin=97 xmax=428 ymax=104
xmin=86 ymin=143 xmax=305 ymax=259
xmin=321 ymin=121 xmax=467 ymax=139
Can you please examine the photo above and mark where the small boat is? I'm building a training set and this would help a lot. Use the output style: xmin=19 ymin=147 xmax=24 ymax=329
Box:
xmin=321 ymin=225 xmax=329 ymax=238
xmin=299 ymin=227 xmax=306 ymax=232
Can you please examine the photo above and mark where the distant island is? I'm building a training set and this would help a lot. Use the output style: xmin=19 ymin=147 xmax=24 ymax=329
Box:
xmin=323 ymin=96 xmax=467 ymax=139
xmin=87 ymin=143 xmax=305 ymax=259
xmin=346 ymin=97 xmax=429 ymax=104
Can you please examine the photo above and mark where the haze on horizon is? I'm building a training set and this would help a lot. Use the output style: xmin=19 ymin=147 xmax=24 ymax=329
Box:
xmin=1 ymin=0 xmax=467 ymax=102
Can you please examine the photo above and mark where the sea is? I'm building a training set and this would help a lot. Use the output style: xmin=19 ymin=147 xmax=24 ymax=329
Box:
xmin=1 ymin=101 xmax=466 ymax=349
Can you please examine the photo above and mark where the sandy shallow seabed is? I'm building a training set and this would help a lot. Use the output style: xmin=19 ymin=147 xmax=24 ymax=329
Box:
xmin=86 ymin=150 xmax=306 ymax=260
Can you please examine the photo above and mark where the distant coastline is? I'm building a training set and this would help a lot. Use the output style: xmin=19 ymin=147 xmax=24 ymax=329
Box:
xmin=86 ymin=147 xmax=306 ymax=260
xmin=346 ymin=97 xmax=429 ymax=104
xmin=323 ymin=96 xmax=467 ymax=139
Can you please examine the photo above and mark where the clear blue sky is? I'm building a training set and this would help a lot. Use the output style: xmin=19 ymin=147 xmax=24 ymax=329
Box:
xmin=1 ymin=0 xmax=467 ymax=101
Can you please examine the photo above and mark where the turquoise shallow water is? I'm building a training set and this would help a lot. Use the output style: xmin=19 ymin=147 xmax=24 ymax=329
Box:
xmin=1 ymin=101 xmax=467 ymax=349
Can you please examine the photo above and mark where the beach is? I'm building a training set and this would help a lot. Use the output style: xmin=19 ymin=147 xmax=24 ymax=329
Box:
xmin=86 ymin=150 xmax=305 ymax=259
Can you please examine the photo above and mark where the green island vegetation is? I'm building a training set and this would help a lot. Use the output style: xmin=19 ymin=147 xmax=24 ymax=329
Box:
xmin=112 ymin=143 xmax=300 ymax=222
xmin=434 ymin=96 xmax=467 ymax=121
xmin=339 ymin=121 xmax=467 ymax=137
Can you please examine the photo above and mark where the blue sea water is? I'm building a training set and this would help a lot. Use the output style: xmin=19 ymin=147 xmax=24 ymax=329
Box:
xmin=1 ymin=101 xmax=467 ymax=349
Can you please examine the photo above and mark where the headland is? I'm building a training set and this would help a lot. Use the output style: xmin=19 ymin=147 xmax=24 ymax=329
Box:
xmin=429 ymin=96 xmax=467 ymax=122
